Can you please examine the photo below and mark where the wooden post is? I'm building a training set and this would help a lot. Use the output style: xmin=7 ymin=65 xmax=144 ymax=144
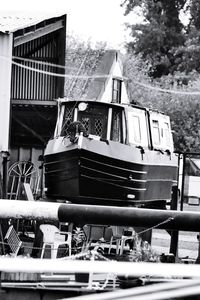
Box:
xmin=1 ymin=151 xmax=9 ymax=199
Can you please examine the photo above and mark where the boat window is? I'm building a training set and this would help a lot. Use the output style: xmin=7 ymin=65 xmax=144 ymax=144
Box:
xmin=78 ymin=105 xmax=108 ymax=138
xmin=128 ymin=109 xmax=149 ymax=147
xmin=112 ymin=78 xmax=122 ymax=103
xmin=150 ymin=113 xmax=173 ymax=151
xmin=132 ymin=116 xmax=141 ymax=143
xmin=61 ymin=104 xmax=75 ymax=136
xmin=111 ymin=109 xmax=123 ymax=142
xmin=164 ymin=122 xmax=171 ymax=147
xmin=152 ymin=120 xmax=160 ymax=145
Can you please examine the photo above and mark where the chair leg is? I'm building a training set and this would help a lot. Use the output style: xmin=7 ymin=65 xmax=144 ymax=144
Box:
xmin=68 ymin=244 xmax=71 ymax=256
xmin=120 ymin=238 xmax=126 ymax=255
xmin=51 ymin=243 xmax=58 ymax=259
xmin=41 ymin=244 xmax=45 ymax=259
xmin=116 ymin=239 xmax=121 ymax=255
xmin=108 ymin=237 xmax=113 ymax=254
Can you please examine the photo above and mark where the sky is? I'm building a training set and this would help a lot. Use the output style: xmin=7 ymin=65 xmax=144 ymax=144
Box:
xmin=0 ymin=0 xmax=138 ymax=50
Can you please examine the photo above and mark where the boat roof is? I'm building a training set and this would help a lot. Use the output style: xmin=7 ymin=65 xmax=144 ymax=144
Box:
xmin=58 ymin=98 xmax=145 ymax=109
xmin=58 ymin=98 xmax=166 ymax=115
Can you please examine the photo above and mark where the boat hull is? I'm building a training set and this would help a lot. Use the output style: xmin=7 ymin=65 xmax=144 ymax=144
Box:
xmin=44 ymin=137 xmax=178 ymax=206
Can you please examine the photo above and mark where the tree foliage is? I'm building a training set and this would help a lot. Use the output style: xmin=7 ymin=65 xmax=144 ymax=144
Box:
xmin=123 ymin=54 xmax=200 ymax=152
xmin=122 ymin=0 xmax=200 ymax=77
xmin=189 ymin=0 xmax=200 ymax=29
xmin=122 ymin=0 xmax=186 ymax=77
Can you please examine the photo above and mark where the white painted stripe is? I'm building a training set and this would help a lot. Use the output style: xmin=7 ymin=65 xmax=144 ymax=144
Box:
xmin=82 ymin=174 xmax=147 ymax=191
xmin=82 ymin=156 xmax=147 ymax=174
xmin=81 ymin=165 xmax=147 ymax=182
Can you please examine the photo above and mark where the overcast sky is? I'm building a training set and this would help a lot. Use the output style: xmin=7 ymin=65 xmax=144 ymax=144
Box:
xmin=0 ymin=0 xmax=137 ymax=49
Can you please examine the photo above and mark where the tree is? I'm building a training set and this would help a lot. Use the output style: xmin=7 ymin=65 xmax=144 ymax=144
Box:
xmin=172 ymin=0 xmax=200 ymax=74
xmin=64 ymin=34 xmax=107 ymax=99
xmin=122 ymin=0 xmax=186 ymax=77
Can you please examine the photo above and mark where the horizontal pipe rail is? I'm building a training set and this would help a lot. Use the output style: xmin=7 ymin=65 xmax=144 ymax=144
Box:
xmin=0 ymin=258 xmax=199 ymax=278
xmin=59 ymin=203 xmax=200 ymax=232
xmin=0 ymin=200 xmax=200 ymax=232
xmin=0 ymin=199 xmax=60 ymax=221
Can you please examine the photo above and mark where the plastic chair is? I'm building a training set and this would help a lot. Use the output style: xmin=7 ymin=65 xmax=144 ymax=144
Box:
xmin=83 ymin=225 xmax=106 ymax=243
xmin=82 ymin=224 xmax=112 ymax=252
xmin=108 ymin=226 xmax=124 ymax=255
xmin=109 ymin=226 xmax=136 ymax=255
xmin=119 ymin=229 xmax=136 ymax=255
xmin=40 ymin=224 xmax=72 ymax=258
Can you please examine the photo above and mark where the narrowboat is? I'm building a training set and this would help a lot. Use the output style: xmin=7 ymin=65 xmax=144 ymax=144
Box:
xmin=44 ymin=99 xmax=178 ymax=207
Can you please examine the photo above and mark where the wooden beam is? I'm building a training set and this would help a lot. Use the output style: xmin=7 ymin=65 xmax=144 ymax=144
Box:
xmin=14 ymin=20 xmax=64 ymax=47
xmin=23 ymin=183 xmax=34 ymax=201
xmin=11 ymin=100 xmax=57 ymax=106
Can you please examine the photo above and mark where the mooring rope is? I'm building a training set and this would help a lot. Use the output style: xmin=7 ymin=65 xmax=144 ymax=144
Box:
xmin=137 ymin=217 xmax=174 ymax=235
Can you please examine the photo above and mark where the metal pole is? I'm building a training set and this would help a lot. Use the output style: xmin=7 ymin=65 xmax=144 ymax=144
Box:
xmin=180 ymin=153 xmax=186 ymax=211
xmin=169 ymin=185 xmax=179 ymax=257
xmin=58 ymin=203 xmax=200 ymax=232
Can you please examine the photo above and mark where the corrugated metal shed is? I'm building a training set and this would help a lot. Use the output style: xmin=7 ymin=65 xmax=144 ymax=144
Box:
xmin=0 ymin=12 xmax=67 ymax=152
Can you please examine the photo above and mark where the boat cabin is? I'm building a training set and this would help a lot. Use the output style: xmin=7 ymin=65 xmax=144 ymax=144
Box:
xmin=55 ymin=100 xmax=174 ymax=152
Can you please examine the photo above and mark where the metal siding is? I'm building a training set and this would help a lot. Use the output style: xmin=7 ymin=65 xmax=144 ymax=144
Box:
xmin=11 ymin=32 xmax=61 ymax=101
xmin=0 ymin=33 xmax=13 ymax=151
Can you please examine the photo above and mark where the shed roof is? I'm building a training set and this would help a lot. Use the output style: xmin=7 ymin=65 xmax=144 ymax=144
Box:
xmin=0 ymin=12 xmax=65 ymax=34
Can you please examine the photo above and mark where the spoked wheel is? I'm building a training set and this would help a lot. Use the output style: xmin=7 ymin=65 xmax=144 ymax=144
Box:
xmin=8 ymin=161 xmax=39 ymax=200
